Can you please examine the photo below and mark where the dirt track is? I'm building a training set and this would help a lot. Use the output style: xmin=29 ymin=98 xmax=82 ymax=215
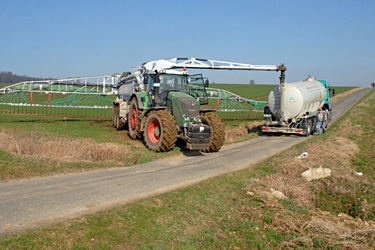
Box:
xmin=0 ymin=88 xmax=372 ymax=237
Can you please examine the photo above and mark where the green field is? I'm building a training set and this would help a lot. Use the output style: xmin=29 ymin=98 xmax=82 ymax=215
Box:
xmin=210 ymin=84 xmax=357 ymax=101
xmin=209 ymin=84 xmax=277 ymax=100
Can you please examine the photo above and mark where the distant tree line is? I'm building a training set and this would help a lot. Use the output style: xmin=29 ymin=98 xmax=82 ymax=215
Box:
xmin=0 ymin=71 xmax=53 ymax=84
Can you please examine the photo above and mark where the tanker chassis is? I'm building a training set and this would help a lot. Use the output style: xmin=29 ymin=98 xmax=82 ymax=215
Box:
xmin=262 ymin=76 xmax=333 ymax=136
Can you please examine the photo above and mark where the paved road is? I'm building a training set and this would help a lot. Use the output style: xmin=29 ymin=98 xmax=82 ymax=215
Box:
xmin=0 ymin=88 xmax=372 ymax=237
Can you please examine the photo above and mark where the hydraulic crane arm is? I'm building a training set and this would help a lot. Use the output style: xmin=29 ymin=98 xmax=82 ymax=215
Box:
xmin=142 ymin=57 xmax=286 ymax=72
xmin=142 ymin=58 xmax=286 ymax=86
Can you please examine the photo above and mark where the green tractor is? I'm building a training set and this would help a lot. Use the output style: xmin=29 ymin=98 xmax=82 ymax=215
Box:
xmin=113 ymin=68 xmax=224 ymax=152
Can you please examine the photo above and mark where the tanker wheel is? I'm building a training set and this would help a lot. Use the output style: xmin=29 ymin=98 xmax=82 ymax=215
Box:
xmin=128 ymin=98 xmax=142 ymax=139
xmin=200 ymin=112 xmax=225 ymax=152
xmin=115 ymin=105 xmax=126 ymax=130
xmin=112 ymin=105 xmax=117 ymax=127
xmin=302 ymin=119 xmax=312 ymax=137
xmin=309 ymin=118 xmax=315 ymax=135
xmin=144 ymin=110 xmax=177 ymax=152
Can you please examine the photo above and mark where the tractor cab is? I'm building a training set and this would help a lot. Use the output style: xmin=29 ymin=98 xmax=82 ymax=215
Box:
xmin=147 ymin=71 xmax=209 ymax=107
xmin=147 ymin=70 xmax=189 ymax=105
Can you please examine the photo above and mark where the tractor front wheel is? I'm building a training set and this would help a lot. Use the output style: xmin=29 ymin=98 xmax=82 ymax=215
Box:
xmin=200 ymin=112 xmax=225 ymax=152
xmin=144 ymin=110 xmax=177 ymax=152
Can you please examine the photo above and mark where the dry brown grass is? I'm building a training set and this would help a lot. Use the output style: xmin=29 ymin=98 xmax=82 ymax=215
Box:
xmin=261 ymin=136 xmax=359 ymax=206
xmin=244 ymin=184 xmax=375 ymax=249
xmin=297 ymin=211 xmax=375 ymax=249
xmin=224 ymin=121 xmax=264 ymax=142
xmin=246 ymin=180 xmax=375 ymax=249
xmin=0 ymin=129 xmax=132 ymax=164
xmin=276 ymin=215 xmax=375 ymax=249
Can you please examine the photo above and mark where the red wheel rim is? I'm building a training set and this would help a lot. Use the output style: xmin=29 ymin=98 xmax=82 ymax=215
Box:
xmin=131 ymin=108 xmax=137 ymax=130
xmin=148 ymin=119 xmax=160 ymax=144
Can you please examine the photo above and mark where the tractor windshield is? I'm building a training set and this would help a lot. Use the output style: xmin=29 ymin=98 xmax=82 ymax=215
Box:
xmin=159 ymin=74 xmax=189 ymax=94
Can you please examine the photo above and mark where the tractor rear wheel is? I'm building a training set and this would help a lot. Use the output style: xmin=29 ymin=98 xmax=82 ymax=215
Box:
xmin=144 ymin=110 xmax=177 ymax=152
xmin=200 ymin=112 xmax=225 ymax=152
xmin=128 ymin=98 xmax=142 ymax=139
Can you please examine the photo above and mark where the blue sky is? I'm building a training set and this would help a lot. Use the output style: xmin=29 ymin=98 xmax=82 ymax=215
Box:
xmin=1 ymin=0 xmax=374 ymax=86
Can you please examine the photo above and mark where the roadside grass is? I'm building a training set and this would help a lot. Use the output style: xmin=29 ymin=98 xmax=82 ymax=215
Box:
xmin=0 ymin=90 xmax=373 ymax=248
xmin=0 ymin=114 xmax=181 ymax=181
xmin=314 ymin=89 xmax=375 ymax=221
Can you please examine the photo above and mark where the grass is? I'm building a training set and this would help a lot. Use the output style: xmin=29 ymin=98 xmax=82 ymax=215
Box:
xmin=0 ymin=83 xmax=11 ymax=88
xmin=209 ymin=83 xmax=277 ymax=100
xmin=331 ymin=86 xmax=357 ymax=95
xmin=313 ymin=89 xmax=375 ymax=221
xmin=0 ymin=114 xmax=182 ymax=181
xmin=0 ymin=90 xmax=373 ymax=248
xmin=0 ymin=114 xmax=112 ymax=141
xmin=0 ymin=91 xmax=113 ymax=118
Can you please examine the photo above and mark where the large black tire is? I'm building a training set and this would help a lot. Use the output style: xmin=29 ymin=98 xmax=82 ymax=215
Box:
xmin=200 ymin=112 xmax=225 ymax=152
xmin=128 ymin=98 xmax=142 ymax=139
xmin=144 ymin=110 xmax=177 ymax=152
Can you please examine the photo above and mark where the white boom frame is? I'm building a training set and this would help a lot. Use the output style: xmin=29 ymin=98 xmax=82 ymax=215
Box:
xmin=1 ymin=75 xmax=120 ymax=95
xmin=142 ymin=58 xmax=284 ymax=72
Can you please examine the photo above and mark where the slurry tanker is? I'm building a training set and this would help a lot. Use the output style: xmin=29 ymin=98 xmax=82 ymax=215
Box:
xmin=262 ymin=76 xmax=333 ymax=136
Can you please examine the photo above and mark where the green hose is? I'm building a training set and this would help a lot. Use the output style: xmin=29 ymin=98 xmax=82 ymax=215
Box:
xmin=295 ymin=119 xmax=304 ymax=128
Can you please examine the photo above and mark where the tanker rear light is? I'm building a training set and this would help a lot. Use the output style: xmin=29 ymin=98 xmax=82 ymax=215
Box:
xmin=262 ymin=127 xmax=268 ymax=131
xmin=296 ymin=129 xmax=303 ymax=133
